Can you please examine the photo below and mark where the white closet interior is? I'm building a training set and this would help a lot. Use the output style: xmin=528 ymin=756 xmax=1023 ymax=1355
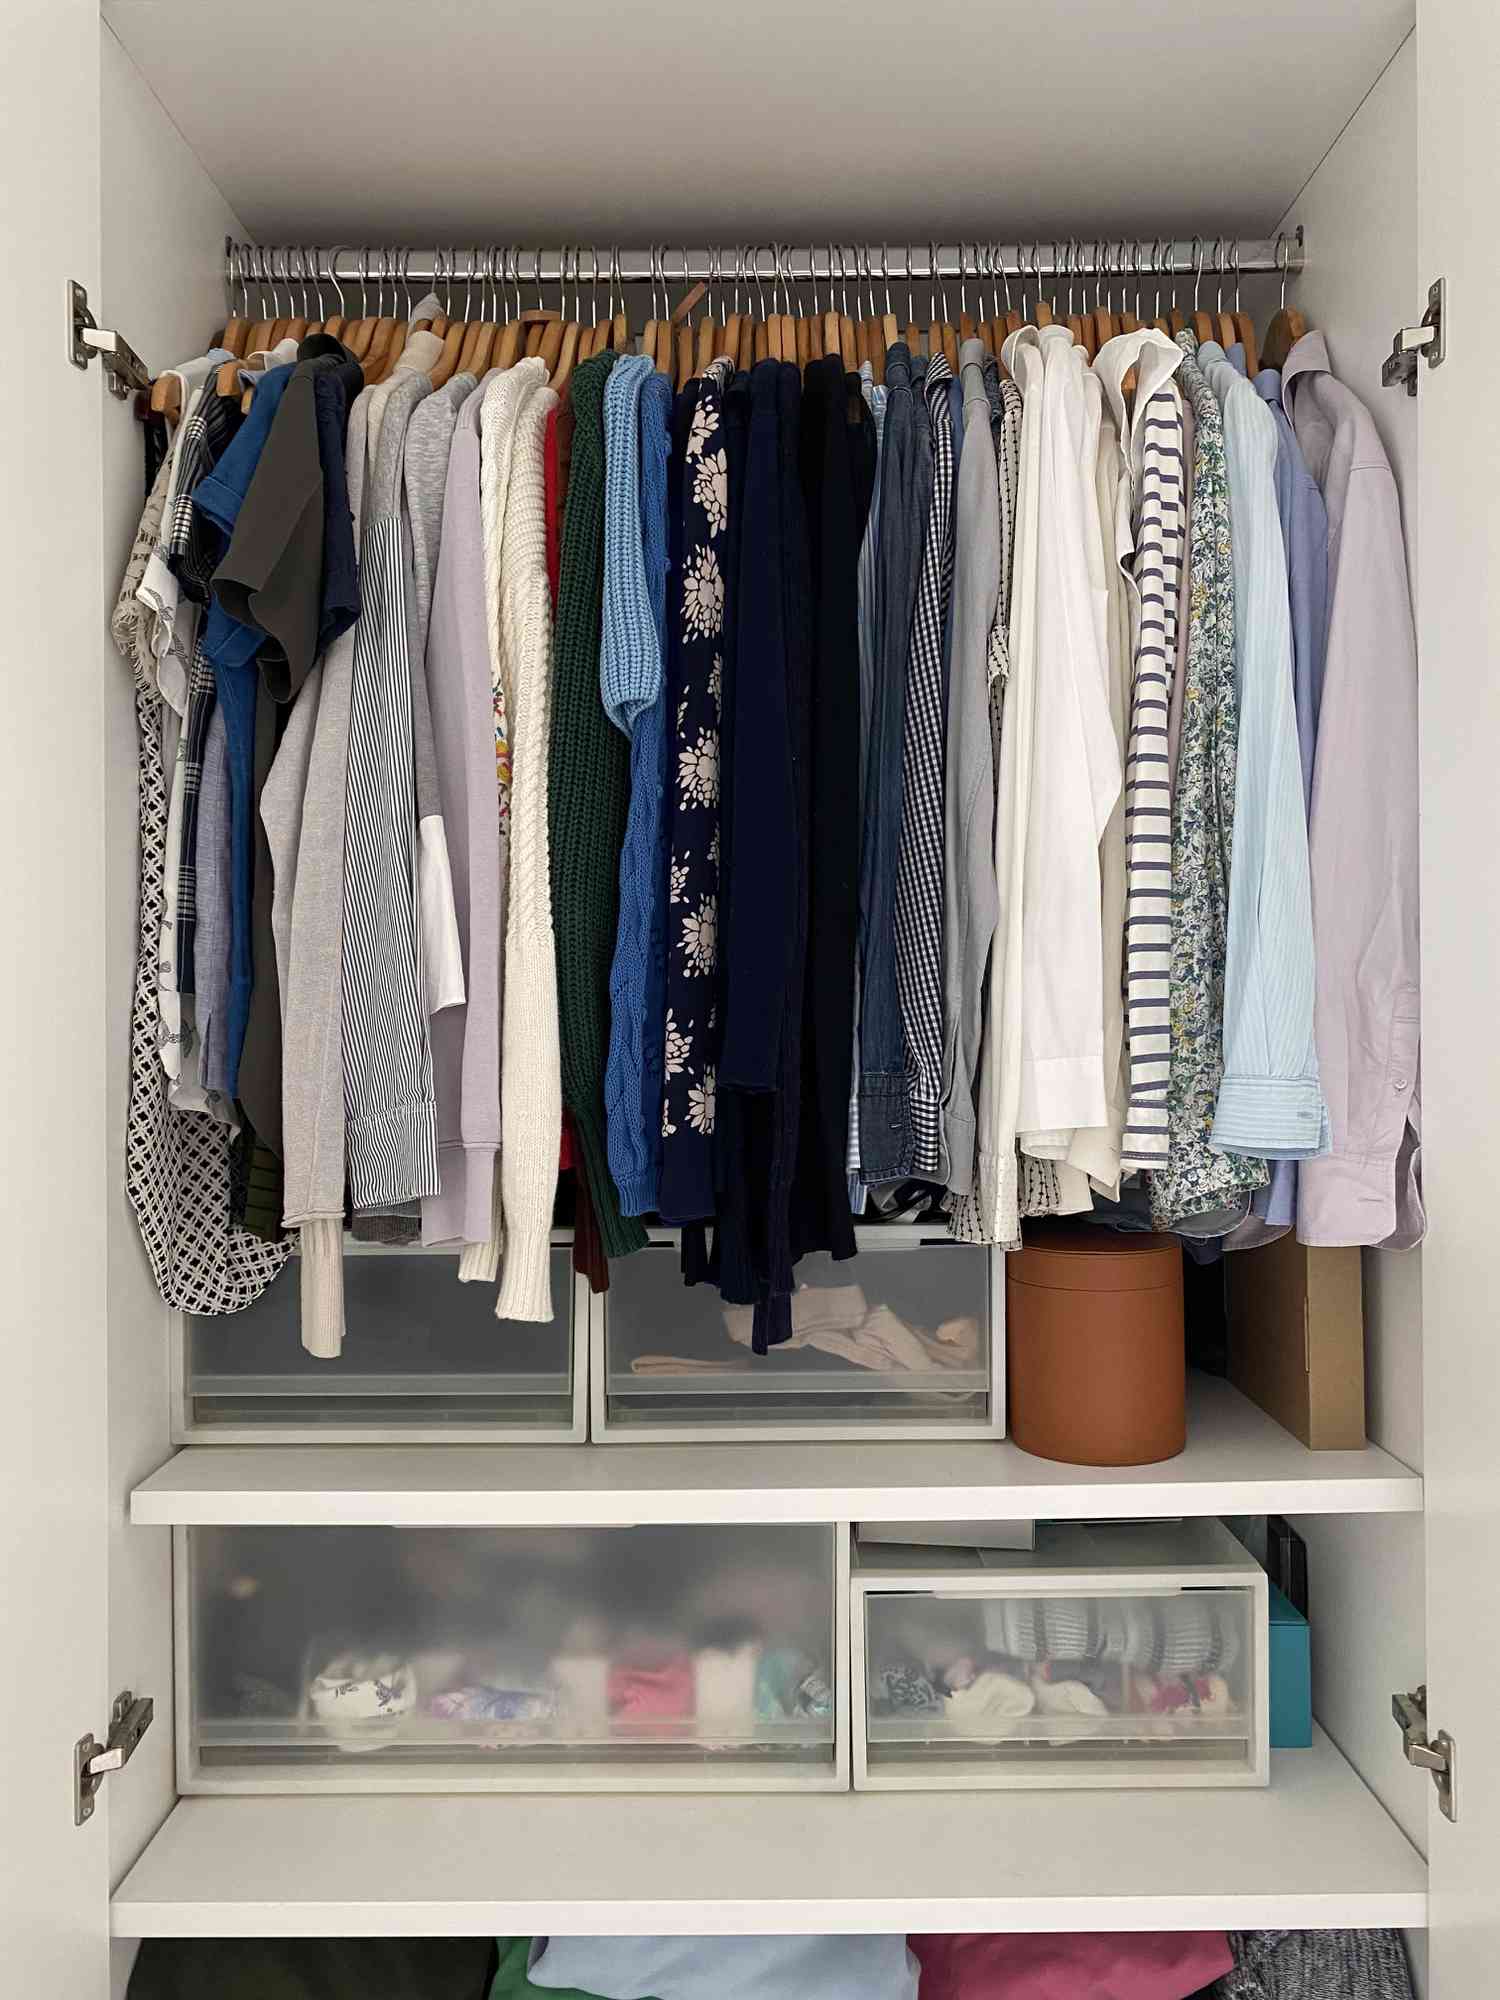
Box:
xmin=20 ymin=1 xmax=1498 ymax=1995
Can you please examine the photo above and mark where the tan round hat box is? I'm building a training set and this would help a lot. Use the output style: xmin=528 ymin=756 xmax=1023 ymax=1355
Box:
xmin=1006 ymin=1225 xmax=1185 ymax=1466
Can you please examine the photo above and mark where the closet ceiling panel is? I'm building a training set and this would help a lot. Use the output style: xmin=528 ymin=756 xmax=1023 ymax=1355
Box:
xmin=103 ymin=0 xmax=1412 ymax=243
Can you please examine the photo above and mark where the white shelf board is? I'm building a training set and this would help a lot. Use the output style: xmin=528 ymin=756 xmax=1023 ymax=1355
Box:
xmin=131 ymin=1375 xmax=1421 ymax=1526
xmin=112 ymin=1727 xmax=1425 ymax=1938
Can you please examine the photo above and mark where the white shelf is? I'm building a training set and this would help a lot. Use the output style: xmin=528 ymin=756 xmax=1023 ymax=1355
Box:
xmin=111 ymin=1727 xmax=1425 ymax=1937
xmin=131 ymin=1375 xmax=1421 ymax=1526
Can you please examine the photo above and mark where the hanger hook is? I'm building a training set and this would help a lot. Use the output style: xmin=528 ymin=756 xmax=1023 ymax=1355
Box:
xmin=1192 ymin=235 xmax=1203 ymax=311
xmin=1275 ymin=230 xmax=1287 ymax=310
xmin=1232 ymin=237 xmax=1242 ymax=314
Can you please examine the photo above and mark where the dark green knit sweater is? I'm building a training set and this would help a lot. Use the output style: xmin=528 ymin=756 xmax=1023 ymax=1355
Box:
xmin=548 ymin=353 xmax=647 ymax=1261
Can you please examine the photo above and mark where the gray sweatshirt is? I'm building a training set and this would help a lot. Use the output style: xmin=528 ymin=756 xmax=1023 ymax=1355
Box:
xmin=941 ymin=340 xmax=1004 ymax=1196
xmin=261 ymin=392 xmax=369 ymax=1355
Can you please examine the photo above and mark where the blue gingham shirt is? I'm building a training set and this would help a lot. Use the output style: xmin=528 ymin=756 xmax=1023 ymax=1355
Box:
xmin=1198 ymin=345 xmax=1329 ymax=1162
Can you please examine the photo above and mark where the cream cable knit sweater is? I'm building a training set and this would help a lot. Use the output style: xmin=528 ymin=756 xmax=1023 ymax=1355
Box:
xmin=493 ymin=378 xmax=562 ymax=1322
xmin=456 ymin=361 xmax=545 ymax=1286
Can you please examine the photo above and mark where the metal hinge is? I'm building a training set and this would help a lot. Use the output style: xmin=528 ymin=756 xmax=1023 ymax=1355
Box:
xmin=1392 ymin=1684 xmax=1457 ymax=1822
xmin=68 ymin=279 xmax=151 ymax=399
xmin=1382 ymin=278 xmax=1445 ymax=396
xmin=74 ymin=1690 xmax=154 ymax=1825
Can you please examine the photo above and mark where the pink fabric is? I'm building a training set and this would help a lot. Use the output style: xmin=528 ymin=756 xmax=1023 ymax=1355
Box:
xmin=607 ymin=1656 xmax=695 ymax=1719
xmin=909 ymin=1931 xmax=1233 ymax=1999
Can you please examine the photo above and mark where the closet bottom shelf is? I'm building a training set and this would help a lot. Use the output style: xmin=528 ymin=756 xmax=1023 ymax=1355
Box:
xmin=112 ymin=1727 xmax=1425 ymax=1938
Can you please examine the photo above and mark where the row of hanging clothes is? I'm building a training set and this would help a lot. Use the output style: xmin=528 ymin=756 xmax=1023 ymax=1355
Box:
xmin=112 ymin=239 xmax=1422 ymax=1359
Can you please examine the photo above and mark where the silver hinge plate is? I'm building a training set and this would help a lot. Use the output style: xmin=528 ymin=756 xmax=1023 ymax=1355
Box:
xmin=1382 ymin=278 xmax=1445 ymax=396
xmin=74 ymin=1690 xmax=154 ymax=1825
xmin=68 ymin=279 xmax=151 ymax=400
xmin=1392 ymin=1684 xmax=1457 ymax=1822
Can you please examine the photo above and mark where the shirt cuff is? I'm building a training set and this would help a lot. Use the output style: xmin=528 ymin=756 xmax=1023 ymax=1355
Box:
xmin=1297 ymin=1145 xmax=1411 ymax=1248
xmin=1210 ymin=1074 xmax=1330 ymax=1161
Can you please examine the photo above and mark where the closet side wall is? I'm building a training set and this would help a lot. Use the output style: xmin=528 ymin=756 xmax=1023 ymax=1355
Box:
xmin=100 ymin=30 xmax=246 ymax=1998
xmin=1 ymin=2 xmax=110 ymax=1991
xmin=1273 ymin=26 xmax=1429 ymax=1936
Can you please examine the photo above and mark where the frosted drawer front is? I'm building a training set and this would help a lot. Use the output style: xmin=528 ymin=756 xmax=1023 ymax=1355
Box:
xmin=855 ymin=1524 xmax=1267 ymax=1790
xmin=182 ymin=1524 xmax=838 ymax=1792
xmin=185 ymin=1247 xmax=576 ymax=1434
xmin=603 ymin=1238 xmax=994 ymax=1435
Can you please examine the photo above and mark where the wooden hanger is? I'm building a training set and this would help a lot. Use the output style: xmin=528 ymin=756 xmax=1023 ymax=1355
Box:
xmin=1234 ymin=309 xmax=1260 ymax=378
xmin=495 ymin=315 xmax=525 ymax=370
xmin=151 ymin=373 xmax=184 ymax=426
xmin=429 ymin=305 xmax=469 ymax=387
xmin=1260 ymin=304 xmax=1306 ymax=373
xmin=642 ymin=248 xmax=665 ymax=374
xmin=1259 ymin=231 xmax=1306 ymax=371
xmin=930 ymin=250 xmax=960 ymax=365
xmin=551 ymin=321 xmax=581 ymax=396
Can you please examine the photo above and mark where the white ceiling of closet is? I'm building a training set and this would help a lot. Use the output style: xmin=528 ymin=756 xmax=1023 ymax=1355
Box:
xmin=103 ymin=0 xmax=1412 ymax=244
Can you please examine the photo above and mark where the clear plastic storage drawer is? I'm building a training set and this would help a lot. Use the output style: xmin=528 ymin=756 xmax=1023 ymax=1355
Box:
xmin=596 ymin=1230 xmax=1000 ymax=1439
xmin=853 ymin=1520 xmax=1267 ymax=1790
xmin=180 ymin=1241 xmax=584 ymax=1441
xmin=178 ymin=1523 xmax=845 ymax=1792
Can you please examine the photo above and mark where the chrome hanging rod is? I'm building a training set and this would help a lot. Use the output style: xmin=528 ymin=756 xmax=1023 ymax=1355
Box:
xmin=223 ymin=230 xmax=1304 ymax=308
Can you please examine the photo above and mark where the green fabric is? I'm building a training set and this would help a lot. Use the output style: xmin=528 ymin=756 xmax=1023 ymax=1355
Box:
xmin=128 ymin=1936 xmax=495 ymax=1998
xmin=489 ymin=1937 xmax=643 ymax=2000
xmin=548 ymin=352 xmax=647 ymax=1261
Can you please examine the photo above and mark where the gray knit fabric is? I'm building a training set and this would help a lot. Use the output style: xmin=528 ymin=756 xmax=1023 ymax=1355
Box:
xmin=1210 ymin=1930 xmax=1414 ymax=1999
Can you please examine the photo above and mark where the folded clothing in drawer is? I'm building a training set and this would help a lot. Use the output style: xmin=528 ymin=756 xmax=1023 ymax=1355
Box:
xmin=600 ymin=1234 xmax=999 ymax=1438
xmin=184 ymin=1243 xmax=580 ymax=1439
xmin=854 ymin=1520 xmax=1268 ymax=1790
xmin=181 ymin=1523 xmax=841 ymax=1792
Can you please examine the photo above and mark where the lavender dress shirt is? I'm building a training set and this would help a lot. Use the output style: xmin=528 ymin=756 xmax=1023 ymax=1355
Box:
xmin=1282 ymin=332 xmax=1424 ymax=1248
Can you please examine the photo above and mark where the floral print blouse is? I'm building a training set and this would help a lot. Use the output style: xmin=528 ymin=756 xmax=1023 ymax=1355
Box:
xmin=657 ymin=360 xmax=732 ymax=1221
xmin=1149 ymin=334 xmax=1267 ymax=1228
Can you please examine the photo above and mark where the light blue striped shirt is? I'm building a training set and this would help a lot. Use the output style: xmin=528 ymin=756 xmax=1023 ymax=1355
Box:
xmin=1199 ymin=345 xmax=1329 ymax=1161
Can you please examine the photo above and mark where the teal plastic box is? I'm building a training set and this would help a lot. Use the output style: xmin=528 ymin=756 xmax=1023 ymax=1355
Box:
xmin=1269 ymin=1582 xmax=1312 ymax=1748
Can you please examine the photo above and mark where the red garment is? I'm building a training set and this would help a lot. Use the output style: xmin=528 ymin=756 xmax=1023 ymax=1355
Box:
xmin=570 ymin=1122 xmax=610 ymax=1294
xmin=909 ymin=1932 xmax=1233 ymax=2000
xmin=544 ymin=403 xmax=561 ymax=609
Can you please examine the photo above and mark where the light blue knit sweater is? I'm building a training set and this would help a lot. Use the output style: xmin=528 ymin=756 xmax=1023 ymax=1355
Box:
xmin=603 ymin=355 xmax=672 ymax=1214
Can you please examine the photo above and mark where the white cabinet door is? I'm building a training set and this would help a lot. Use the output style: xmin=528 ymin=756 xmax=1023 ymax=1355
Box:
xmin=1419 ymin=0 xmax=1500 ymax=1988
xmin=0 ymin=1 xmax=111 ymax=1992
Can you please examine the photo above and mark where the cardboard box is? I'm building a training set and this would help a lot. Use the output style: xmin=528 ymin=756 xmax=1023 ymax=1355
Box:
xmin=1268 ymin=1581 xmax=1313 ymax=1748
xmin=1225 ymin=1233 xmax=1365 ymax=1449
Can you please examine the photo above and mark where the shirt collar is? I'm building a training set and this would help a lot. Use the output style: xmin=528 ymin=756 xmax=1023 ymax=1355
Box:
xmin=1092 ymin=327 xmax=1182 ymax=443
xmin=1253 ymin=366 xmax=1284 ymax=410
xmin=1281 ymin=328 xmax=1330 ymax=400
